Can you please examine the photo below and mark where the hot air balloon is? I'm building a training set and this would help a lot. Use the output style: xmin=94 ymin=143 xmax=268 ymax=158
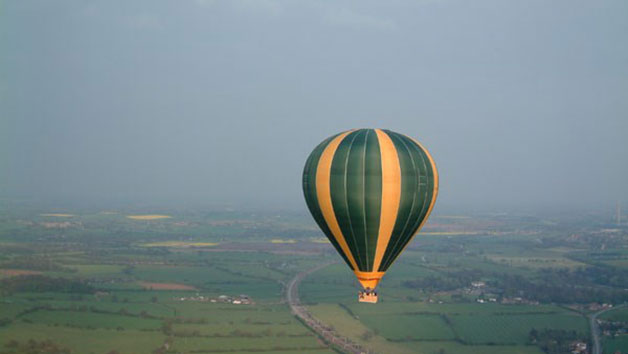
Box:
xmin=302 ymin=129 xmax=438 ymax=303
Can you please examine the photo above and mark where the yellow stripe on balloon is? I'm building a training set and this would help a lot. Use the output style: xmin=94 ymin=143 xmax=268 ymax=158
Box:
xmin=315 ymin=131 xmax=359 ymax=270
xmin=372 ymin=129 xmax=402 ymax=272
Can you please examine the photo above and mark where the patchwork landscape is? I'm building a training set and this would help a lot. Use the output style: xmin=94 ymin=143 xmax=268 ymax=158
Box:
xmin=0 ymin=204 xmax=626 ymax=353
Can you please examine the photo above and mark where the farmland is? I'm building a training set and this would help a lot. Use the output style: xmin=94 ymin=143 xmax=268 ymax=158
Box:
xmin=0 ymin=205 xmax=627 ymax=353
xmin=126 ymin=215 xmax=173 ymax=220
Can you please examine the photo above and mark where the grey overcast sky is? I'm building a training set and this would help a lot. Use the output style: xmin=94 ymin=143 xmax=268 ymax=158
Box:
xmin=1 ymin=0 xmax=627 ymax=210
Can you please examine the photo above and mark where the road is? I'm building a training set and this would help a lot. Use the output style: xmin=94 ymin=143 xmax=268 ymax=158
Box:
xmin=590 ymin=303 xmax=626 ymax=354
xmin=286 ymin=261 xmax=371 ymax=354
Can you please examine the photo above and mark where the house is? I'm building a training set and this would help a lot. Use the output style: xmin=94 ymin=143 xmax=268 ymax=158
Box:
xmin=570 ymin=341 xmax=587 ymax=354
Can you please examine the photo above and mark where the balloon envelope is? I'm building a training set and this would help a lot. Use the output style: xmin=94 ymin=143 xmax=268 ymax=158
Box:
xmin=302 ymin=129 xmax=438 ymax=290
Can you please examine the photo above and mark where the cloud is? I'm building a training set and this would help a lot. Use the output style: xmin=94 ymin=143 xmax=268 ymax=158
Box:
xmin=323 ymin=8 xmax=399 ymax=31
xmin=195 ymin=0 xmax=218 ymax=7
xmin=196 ymin=0 xmax=283 ymax=16
xmin=127 ymin=13 xmax=163 ymax=30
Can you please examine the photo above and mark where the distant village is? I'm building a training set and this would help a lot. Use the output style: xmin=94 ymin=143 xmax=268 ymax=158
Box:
xmin=465 ymin=280 xmax=540 ymax=305
xmin=174 ymin=293 xmax=253 ymax=305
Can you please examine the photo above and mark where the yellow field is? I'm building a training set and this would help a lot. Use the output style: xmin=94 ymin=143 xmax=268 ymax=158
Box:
xmin=126 ymin=214 xmax=172 ymax=220
xmin=546 ymin=247 xmax=580 ymax=253
xmin=40 ymin=213 xmax=74 ymax=217
xmin=140 ymin=241 xmax=218 ymax=248
xmin=1 ymin=269 xmax=43 ymax=277
xmin=270 ymin=239 xmax=297 ymax=244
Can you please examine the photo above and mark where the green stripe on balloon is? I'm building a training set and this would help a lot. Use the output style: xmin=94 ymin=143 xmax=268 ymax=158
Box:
xmin=362 ymin=130 xmax=382 ymax=271
xmin=330 ymin=130 xmax=364 ymax=269
xmin=302 ymin=132 xmax=354 ymax=269
xmin=380 ymin=131 xmax=435 ymax=270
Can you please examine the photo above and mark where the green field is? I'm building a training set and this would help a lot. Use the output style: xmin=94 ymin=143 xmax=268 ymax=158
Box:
xmin=0 ymin=323 xmax=166 ymax=354
xmin=22 ymin=310 xmax=162 ymax=330
xmin=1 ymin=206 xmax=626 ymax=353
xmin=305 ymin=300 xmax=588 ymax=353
xmin=0 ymin=209 xmax=324 ymax=354
xmin=360 ymin=313 xmax=456 ymax=340
xmin=169 ymin=336 xmax=327 ymax=353
xmin=600 ymin=307 xmax=628 ymax=322
xmin=404 ymin=341 xmax=544 ymax=354
xmin=603 ymin=335 xmax=628 ymax=354
xmin=451 ymin=313 xmax=587 ymax=344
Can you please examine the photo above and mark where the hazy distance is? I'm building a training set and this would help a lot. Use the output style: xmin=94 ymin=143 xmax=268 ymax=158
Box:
xmin=2 ymin=0 xmax=627 ymax=211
